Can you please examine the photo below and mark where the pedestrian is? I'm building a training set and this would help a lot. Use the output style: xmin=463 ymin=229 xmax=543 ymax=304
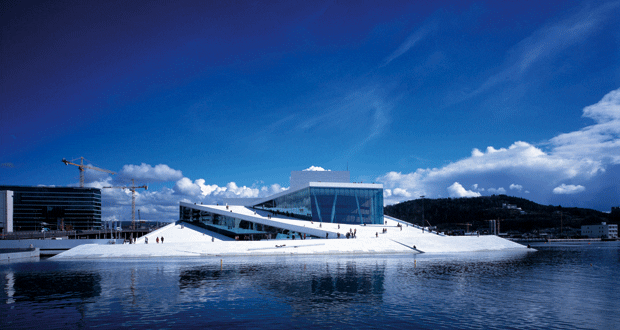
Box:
xmin=376 ymin=232 xmax=378 ymax=238
xmin=145 ymin=237 xmax=148 ymax=244
xmin=326 ymin=233 xmax=328 ymax=239
xmin=161 ymin=236 xmax=164 ymax=243
xmin=156 ymin=237 xmax=159 ymax=244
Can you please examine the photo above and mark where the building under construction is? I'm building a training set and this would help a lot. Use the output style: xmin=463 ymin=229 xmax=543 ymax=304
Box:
xmin=0 ymin=186 xmax=102 ymax=232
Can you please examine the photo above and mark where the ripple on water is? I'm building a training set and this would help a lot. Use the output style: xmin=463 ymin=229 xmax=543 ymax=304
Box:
xmin=1 ymin=243 xmax=619 ymax=329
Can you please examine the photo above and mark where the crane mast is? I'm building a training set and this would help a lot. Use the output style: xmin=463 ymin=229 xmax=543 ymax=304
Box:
xmin=104 ymin=179 xmax=147 ymax=229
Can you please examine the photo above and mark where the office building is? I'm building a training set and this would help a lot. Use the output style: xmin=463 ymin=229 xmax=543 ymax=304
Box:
xmin=581 ymin=222 xmax=618 ymax=239
xmin=0 ymin=186 xmax=102 ymax=231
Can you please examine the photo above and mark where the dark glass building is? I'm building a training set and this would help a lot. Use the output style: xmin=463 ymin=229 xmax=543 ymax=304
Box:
xmin=254 ymin=184 xmax=383 ymax=225
xmin=0 ymin=186 xmax=102 ymax=231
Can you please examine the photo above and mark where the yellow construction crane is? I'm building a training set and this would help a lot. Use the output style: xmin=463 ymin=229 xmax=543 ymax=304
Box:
xmin=104 ymin=179 xmax=147 ymax=229
xmin=62 ymin=157 xmax=115 ymax=187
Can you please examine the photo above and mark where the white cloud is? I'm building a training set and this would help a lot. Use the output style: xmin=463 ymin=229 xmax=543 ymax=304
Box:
xmin=509 ymin=184 xmax=523 ymax=191
xmin=304 ymin=166 xmax=329 ymax=171
xmin=99 ymin=169 xmax=289 ymax=223
xmin=553 ymin=184 xmax=585 ymax=195
xmin=472 ymin=149 xmax=484 ymax=157
xmin=471 ymin=184 xmax=484 ymax=191
xmin=582 ymin=88 xmax=620 ymax=121
xmin=488 ymin=187 xmax=507 ymax=194
xmin=173 ymin=177 xmax=202 ymax=196
xmin=261 ymin=183 xmax=288 ymax=196
xmin=84 ymin=176 xmax=113 ymax=189
xmin=377 ymin=88 xmax=620 ymax=208
xmin=118 ymin=163 xmax=183 ymax=182
xmin=447 ymin=182 xmax=482 ymax=198
xmin=172 ymin=177 xmax=287 ymax=201
xmin=550 ymin=88 xmax=620 ymax=166
xmin=393 ymin=188 xmax=411 ymax=198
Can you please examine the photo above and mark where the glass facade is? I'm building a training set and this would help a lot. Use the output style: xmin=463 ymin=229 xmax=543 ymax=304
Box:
xmin=254 ymin=188 xmax=312 ymax=220
xmin=0 ymin=186 xmax=102 ymax=231
xmin=254 ymin=186 xmax=383 ymax=225
xmin=179 ymin=205 xmax=315 ymax=240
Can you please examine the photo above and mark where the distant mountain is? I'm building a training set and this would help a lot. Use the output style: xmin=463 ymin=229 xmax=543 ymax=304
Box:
xmin=384 ymin=195 xmax=612 ymax=234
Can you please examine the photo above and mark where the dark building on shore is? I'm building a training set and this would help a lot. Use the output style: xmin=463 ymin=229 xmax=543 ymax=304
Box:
xmin=0 ymin=186 xmax=102 ymax=232
xmin=611 ymin=207 xmax=620 ymax=222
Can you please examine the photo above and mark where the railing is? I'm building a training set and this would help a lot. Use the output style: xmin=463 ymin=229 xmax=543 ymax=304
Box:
xmin=383 ymin=215 xmax=445 ymax=236
xmin=1 ymin=228 xmax=151 ymax=240
xmin=1 ymin=230 xmax=78 ymax=240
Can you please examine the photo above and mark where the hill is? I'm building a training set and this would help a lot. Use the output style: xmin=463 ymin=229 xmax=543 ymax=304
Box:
xmin=384 ymin=195 xmax=612 ymax=236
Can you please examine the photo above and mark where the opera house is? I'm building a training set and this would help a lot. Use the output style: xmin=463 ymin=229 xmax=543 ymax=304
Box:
xmin=53 ymin=170 xmax=529 ymax=259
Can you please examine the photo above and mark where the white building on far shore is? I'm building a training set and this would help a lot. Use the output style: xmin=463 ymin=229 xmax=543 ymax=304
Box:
xmin=581 ymin=222 xmax=618 ymax=239
xmin=0 ymin=190 xmax=13 ymax=234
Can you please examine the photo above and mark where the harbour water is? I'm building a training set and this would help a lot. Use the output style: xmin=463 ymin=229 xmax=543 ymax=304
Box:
xmin=1 ymin=242 xmax=618 ymax=329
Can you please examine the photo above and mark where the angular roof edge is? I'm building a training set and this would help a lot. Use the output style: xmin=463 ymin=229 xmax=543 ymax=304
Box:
xmin=242 ymin=182 xmax=383 ymax=207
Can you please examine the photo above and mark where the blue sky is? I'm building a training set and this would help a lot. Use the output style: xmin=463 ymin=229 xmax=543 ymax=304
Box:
xmin=2 ymin=0 xmax=619 ymax=223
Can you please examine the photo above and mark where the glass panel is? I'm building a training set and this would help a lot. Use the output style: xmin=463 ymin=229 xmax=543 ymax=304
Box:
xmin=306 ymin=187 xmax=383 ymax=225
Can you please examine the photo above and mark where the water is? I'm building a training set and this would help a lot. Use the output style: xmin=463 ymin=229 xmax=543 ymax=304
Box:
xmin=1 ymin=242 xmax=618 ymax=329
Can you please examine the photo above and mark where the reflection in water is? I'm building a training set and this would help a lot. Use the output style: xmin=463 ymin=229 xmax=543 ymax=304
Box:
xmin=311 ymin=261 xmax=385 ymax=297
xmin=1 ymin=264 xmax=101 ymax=329
xmin=5 ymin=272 xmax=15 ymax=304
xmin=0 ymin=243 xmax=618 ymax=329
xmin=8 ymin=270 xmax=101 ymax=302
xmin=179 ymin=268 xmax=235 ymax=289
xmin=178 ymin=259 xmax=386 ymax=306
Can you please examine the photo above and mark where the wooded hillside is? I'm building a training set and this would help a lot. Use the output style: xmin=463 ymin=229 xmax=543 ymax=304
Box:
xmin=384 ymin=195 xmax=612 ymax=234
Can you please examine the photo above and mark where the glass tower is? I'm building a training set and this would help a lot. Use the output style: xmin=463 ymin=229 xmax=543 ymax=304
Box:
xmin=0 ymin=186 xmax=102 ymax=231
